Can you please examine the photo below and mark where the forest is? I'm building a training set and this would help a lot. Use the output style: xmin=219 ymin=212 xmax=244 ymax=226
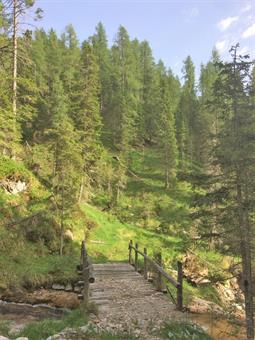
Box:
xmin=0 ymin=0 xmax=255 ymax=339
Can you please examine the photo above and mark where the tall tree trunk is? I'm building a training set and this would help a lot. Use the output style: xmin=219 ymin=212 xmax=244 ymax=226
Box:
xmin=236 ymin=177 xmax=254 ymax=340
xmin=79 ymin=176 xmax=85 ymax=203
xmin=60 ymin=181 xmax=64 ymax=256
xmin=12 ymin=0 xmax=18 ymax=117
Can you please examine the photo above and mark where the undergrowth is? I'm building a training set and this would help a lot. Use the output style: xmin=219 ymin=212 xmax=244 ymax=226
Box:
xmin=15 ymin=308 xmax=88 ymax=340
xmin=160 ymin=320 xmax=212 ymax=339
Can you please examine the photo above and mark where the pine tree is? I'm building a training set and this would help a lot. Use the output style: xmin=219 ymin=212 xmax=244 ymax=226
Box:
xmin=176 ymin=56 xmax=199 ymax=170
xmin=109 ymin=26 xmax=140 ymax=151
xmin=210 ymin=45 xmax=255 ymax=339
xmin=90 ymin=22 xmax=111 ymax=137
xmin=46 ymin=76 xmax=82 ymax=255
xmin=138 ymin=40 xmax=158 ymax=143
xmin=156 ymin=62 xmax=178 ymax=188
xmin=198 ymin=48 xmax=220 ymax=167
xmin=73 ymin=41 xmax=102 ymax=201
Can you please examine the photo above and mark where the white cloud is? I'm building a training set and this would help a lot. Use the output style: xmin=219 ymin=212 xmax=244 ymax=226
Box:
xmin=241 ymin=4 xmax=252 ymax=13
xmin=239 ymin=46 xmax=249 ymax=55
xmin=242 ymin=23 xmax=255 ymax=38
xmin=215 ymin=39 xmax=228 ymax=53
xmin=217 ymin=16 xmax=239 ymax=31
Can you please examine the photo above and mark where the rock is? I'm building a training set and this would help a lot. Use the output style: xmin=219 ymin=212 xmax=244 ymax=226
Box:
xmin=46 ymin=328 xmax=80 ymax=340
xmin=15 ymin=338 xmax=29 ymax=340
xmin=64 ymin=229 xmax=74 ymax=241
xmin=74 ymin=286 xmax=82 ymax=293
xmin=2 ymin=289 xmax=80 ymax=309
xmin=188 ymin=296 xmax=224 ymax=315
xmin=52 ymin=284 xmax=65 ymax=291
xmin=79 ymin=325 xmax=89 ymax=333
xmin=1 ymin=179 xmax=27 ymax=195
xmin=0 ymin=336 xmax=9 ymax=340
xmin=65 ymin=284 xmax=72 ymax=292
xmin=8 ymin=323 xmax=27 ymax=337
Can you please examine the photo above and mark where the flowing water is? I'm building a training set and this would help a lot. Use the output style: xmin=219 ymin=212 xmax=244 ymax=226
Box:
xmin=0 ymin=300 xmax=247 ymax=339
xmin=188 ymin=313 xmax=246 ymax=339
xmin=0 ymin=300 xmax=68 ymax=335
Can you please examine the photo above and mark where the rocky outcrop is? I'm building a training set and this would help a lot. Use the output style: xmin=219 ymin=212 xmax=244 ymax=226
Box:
xmin=187 ymin=296 xmax=224 ymax=315
xmin=182 ymin=252 xmax=211 ymax=286
xmin=2 ymin=290 xmax=80 ymax=309
xmin=0 ymin=178 xmax=27 ymax=195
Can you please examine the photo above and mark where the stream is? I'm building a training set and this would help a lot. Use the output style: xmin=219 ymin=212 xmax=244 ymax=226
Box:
xmin=0 ymin=300 xmax=247 ymax=339
xmin=189 ymin=313 xmax=246 ymax=339
xmin=0 ymin=300 xmax=68 ymax=336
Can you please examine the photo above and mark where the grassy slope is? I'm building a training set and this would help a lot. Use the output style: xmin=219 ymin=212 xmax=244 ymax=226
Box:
xmin=80 ymin=146 xmax=228 ymax=306
xmin=76 ymin=204 xmax=222 ymax=306
xmin=0 ymin=147 xmax=228 ymax=306
xmin=0 ymin=155 xmax=79 ymax=291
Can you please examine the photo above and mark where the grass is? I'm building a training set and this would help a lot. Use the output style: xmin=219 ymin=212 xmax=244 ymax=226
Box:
xmin=15 ymin=308 xmax=88 ymax=340
xmin=77 ymin=203 xmax=183 ymax=264
xmin=0 ymin=226 xmax=79 ymax=290
xmin=75 ymin=203 xmax=224 ymax=308
xmin=0 ymin=320 xmax=10 ymax=337
xmin=160 ymin=320 xmax=212 ymax=339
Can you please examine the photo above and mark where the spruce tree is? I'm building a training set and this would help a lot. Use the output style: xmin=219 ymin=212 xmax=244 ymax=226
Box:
xmin=73 ymin=41 xmax=102 ymax=201
xmin=156 ymin=62 xmax=178 ymax=188
xmin=46 ymin=76 xmax=82 ymax=255
xmin=210 ymin=45 xmax=255 ymax=338
xmin=176 ymin=56 xmax=199 ymax=170
xmin=138 ymin=40 xmax=158 ymax=143
xmin=90 ymin=22 xmax=111 ymax=138
xmin=109 ymin=26 xmax=140 ymax=151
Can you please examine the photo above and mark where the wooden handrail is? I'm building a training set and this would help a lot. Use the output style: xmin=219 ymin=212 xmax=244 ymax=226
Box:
xmin=81 ymin=240 xmax=95 ymax=306
xmin=128 ymin=240 xmax=183 ymax=311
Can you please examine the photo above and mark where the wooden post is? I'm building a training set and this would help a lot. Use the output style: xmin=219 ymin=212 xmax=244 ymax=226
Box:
xmin=144 ymin=247 xmax=148 ymax=279
xmin=177 ymin=261 xmax=183 ymax=311
xmin=82 ymin=241 xmax=89 ymax=306
xmin=156 ymin=253 xmax=163 ymax=291
xmin=135 ymin=243 xmax=138 ymax=271
xmin=129 ymin=240 xmax=133 ymax=264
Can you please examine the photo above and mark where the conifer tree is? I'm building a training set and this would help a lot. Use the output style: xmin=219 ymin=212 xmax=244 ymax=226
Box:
xmin=46 ymin=76 xmax=82 ymax=255
xmin=73 ymin=41 xmax=102 ymax=201
xmin=109 ymin=26 xmax=140 ymax=151
xmin=157 ymin=62 xmax=178 ymax=188
xmin=138 ymin=40 xmax=158 ymax=143
xmin=176 ymin=56 xmax=199 ymax=169
xmin=210 ymin=45 xmax=255 ymax=338
xmin=198 ymin=48 xmax=220 ymax=167
xmin=90 ymin=22 xmax=111 ymax=135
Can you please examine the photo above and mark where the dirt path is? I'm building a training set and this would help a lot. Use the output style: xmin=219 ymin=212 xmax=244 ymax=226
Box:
xmin=89 ymin=263 xmax=182 ymax=339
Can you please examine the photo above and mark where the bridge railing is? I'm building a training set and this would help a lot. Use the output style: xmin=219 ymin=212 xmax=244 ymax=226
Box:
xmin=128 ymin=240 xmax=183 ymax=311
xmin=79 ymin=240 xmax=95 ymax=306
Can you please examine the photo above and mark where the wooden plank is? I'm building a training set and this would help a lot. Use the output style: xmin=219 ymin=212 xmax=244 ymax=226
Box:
xmin=130 ymin=246 xmax=178 ymax=287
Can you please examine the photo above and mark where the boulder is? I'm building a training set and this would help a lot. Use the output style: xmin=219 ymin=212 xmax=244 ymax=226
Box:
xmin=188 ymin=296 xmax=224 ymax=315
xmin=52 ymin=284 xmax=65 ymax=291
xmin=183 ymin=252 xmax=210 ymax=286
xmin=65 ymin=284 xmax=73 ymax=292
xmin=64 ymin=229 xmax=74 ymax=241
xmin=1 ymin=289 xmax=80 ymax=309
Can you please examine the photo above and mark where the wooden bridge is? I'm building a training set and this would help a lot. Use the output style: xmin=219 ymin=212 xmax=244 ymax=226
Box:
xmin=78 ymin=240 xmax=184 ymax=338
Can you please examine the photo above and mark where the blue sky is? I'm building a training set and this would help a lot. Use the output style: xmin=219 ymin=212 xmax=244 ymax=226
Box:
xmin=36 ymin=0 xmax=255 ymax=78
